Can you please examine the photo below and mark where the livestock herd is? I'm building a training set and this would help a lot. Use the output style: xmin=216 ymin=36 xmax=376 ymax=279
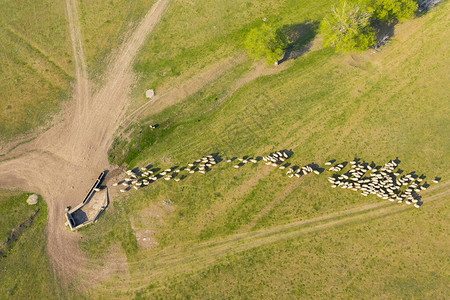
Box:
xmin=112 ymin=149 xmax=440 ymax=208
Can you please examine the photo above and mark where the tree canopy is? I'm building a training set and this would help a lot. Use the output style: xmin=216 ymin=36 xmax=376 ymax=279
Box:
xmin=244 ymin=23 xmax=287 ymax=65
xmin=367 ymin=0 xmax=418 ymax=22
xmin=320 ymin=2 xmax=376 ymax=53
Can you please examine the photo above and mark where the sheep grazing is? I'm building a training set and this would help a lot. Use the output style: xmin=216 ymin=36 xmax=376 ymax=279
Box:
xmin=94 ymin=188 xmax=101 ymax=192
xmin=118 ymin=154 xmax=429 ymax=208
xmin=432 ymin=177 xmax=441 ymax=184
xmin=328 ymin=162 xmax=346 ymax=172
xmin=112 ymin=183 xmax=118 ymax=187
xmin=326 ymin=157 xmax=428 ymax=208
xmin=120 ymin=189 xmax=126 ymax=193
xmin=394 ymin=169 xmax=403 ymax=176
xmin=263 ymin=150 xmax=292 ymax=166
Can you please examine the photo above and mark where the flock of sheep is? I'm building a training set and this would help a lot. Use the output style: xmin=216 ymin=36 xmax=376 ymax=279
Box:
xmin=112 ymin=153 xmax=222 ymax=191
xmin=326 ymin=158 xmax=440 ymax=208
xmin=112 ymin=149 xmax=440 ymax=208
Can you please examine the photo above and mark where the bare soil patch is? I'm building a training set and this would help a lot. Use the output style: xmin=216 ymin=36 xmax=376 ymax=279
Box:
xmin=0 ymin=0 xmax=170 ymax=287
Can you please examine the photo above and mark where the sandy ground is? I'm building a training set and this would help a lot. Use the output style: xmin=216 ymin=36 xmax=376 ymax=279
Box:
xmin=0 ymin=0 xmax=171 ymax=286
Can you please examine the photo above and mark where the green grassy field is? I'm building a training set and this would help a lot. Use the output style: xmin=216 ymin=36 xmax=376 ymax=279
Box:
xmin=0 ymin=191 xmax=39 ymax=242
xmin=0 ymin=191 xmax=64 ymax=298
xmin=130 ymin=0 xmax=334 ymax=111
xmin=0 ymin=0 xmax=74 ymax=141
xmin=81 ymin=2 xmax=449 ymax=298
xmin=134 ymin=196 xmax=448 ymax=299
xmin=78 ymin=0 xmax=155 ymax=84
xmin=0 ymin=0 xmax=448 ymax=298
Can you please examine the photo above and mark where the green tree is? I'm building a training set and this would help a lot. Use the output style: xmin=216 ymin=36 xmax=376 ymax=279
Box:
xmin=320 ymin=2 xmax=375 ymax=52
xmin=244 ymin=23 xmax=287 ymax=65
xmin=320 ymin=2 xmax=376 ymax=53
xmin=367 ymin=0 xmax=417 ymax=22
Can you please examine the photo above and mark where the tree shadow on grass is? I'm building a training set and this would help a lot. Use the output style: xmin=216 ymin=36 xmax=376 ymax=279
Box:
xmin=372 ymin=21 xmax=396 ymax=50
xmin=279 ymin=20 xmax=320 ymax=64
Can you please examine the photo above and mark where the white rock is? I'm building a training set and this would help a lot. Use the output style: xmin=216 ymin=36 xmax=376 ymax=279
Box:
xmin=26 ymin=194 xmax=38 ymax=205
xmin=146 ymin=89 xmax=155 ymax=99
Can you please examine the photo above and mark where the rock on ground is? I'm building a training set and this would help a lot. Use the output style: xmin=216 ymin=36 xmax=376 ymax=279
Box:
xmin=26 ymin=194 xmax=38 ymax=205
xmin=146 ymin=89 xmax=155 ymax=99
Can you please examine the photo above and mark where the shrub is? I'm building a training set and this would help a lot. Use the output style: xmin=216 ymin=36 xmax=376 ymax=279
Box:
xmin=320 ymin=2 xmax=376 ymax=53
xmin=244 ymin=23 xmax=287 ymax=65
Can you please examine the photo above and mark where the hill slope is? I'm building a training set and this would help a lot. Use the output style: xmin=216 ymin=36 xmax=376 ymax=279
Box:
xmin=0 ymin=0 xmax=73 ymax=140
xmin=82 ymin=2 xmax=449 ymax=298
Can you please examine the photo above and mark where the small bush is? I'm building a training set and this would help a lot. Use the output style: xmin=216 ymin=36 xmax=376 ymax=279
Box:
xmin=320 ymin=2 xmax=376 ymax=53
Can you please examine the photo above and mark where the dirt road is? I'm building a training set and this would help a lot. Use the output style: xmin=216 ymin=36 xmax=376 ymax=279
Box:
xmin=0 ymin=0 xmax=171 ymax=286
